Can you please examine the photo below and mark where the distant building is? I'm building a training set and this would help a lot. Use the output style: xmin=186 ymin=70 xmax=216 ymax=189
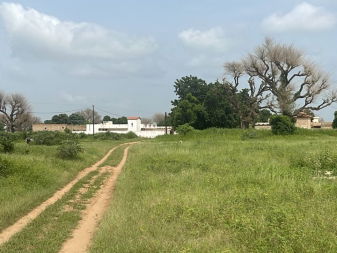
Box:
xmin=255 ymin=112 xmax=333 ymax=130
xmin=84 ymin=116 xmax=172 ymax=138
xmin=32 ymin=124 xmax=86 ymax=132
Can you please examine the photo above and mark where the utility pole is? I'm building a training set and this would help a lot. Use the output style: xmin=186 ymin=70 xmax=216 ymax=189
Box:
xmin=92 ymin=105 xmax=95 ymax=136
xmin=165 ymin=112 xmax=168 ymax=135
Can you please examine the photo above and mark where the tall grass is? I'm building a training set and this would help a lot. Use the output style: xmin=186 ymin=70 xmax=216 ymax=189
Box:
xmin=0 ymin=140 xmax=119 ymax=230
xmin=90 ymin=129 xmax=337 ymax=252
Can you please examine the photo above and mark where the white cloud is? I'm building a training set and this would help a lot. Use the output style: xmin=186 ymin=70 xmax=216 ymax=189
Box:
xmin=263 ymin=2 xmax=336 ymax=32
xmin=0 ymin=2 xmax=159 ymax=77
xmin=178 ymin=27 xmax=229 ymax=52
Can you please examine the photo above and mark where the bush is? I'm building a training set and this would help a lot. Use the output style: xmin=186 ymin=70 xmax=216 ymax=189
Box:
xmin=269 ymin=115 xmax=295 ymax=135
xmin=57 ymin=140 xmax=83 ymax=159
xmin=333 ymin=111 xmax=337 ymax=129
xmin=124 ymin=131 xmax=138 ymax=139
xmin=93 ymin=131 xmax=138 ymax=140
xmin=0 ymin=134 xmax=15 ymax=153
xmin=241 ymin=130 xmax=260 ymax=140
xmin=176 ymin=124 xmax=195 ymax=136
xmin=31 ymin=131 xmax=74 ymax=145
xmin=0 ymin=157 xmax=13 ymax=177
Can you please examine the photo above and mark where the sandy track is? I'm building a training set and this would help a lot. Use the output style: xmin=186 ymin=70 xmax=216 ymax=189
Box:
xmin=59 ymin=145 xmax=132 ymax=253
xmin=0 ymin=142 xmax=135 ymax=246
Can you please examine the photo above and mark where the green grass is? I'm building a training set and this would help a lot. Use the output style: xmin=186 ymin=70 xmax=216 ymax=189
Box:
xmin=101 ymin=145 xmax=125 ymax=167
xmin=90 ymin=129 xmax=337 ymax=252
xmin=0 ymin=169 xmax=110 ymax=253
xmin=0 ymin=140 xmax=121 ymax=231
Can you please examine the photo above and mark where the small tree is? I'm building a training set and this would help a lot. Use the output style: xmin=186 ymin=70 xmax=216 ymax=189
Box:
xmin=176 ymin=123 xmax=194 ymax=136
xmin=333 ymin=111 xmax=337 ymax=129
xmin=269 ymin=115 xmax=295 ymax=135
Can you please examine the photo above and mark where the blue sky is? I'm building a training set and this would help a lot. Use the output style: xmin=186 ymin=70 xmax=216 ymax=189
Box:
xmin=0 ymin=0 xmax=336 ymax=120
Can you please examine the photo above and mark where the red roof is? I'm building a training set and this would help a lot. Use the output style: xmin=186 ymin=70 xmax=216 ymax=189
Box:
xmin=127 ymin=116 xmax=141 ymax=120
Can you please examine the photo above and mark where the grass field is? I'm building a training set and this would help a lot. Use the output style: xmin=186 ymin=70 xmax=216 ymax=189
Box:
xmin=0 ymin=139 xmax=121 ymax=231
xmin=90 ymin=129 xmax=337 ymax=252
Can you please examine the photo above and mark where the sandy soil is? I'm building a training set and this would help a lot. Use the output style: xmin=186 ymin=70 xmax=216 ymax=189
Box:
xmin=0 ymin=142 xmax=136 ymax=246
xmin=59 ymin=145 xmax=132 ymax=253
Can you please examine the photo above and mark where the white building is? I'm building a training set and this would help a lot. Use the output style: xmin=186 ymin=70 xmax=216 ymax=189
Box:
xmin=78 ymin=116 xmax=172 ymax=138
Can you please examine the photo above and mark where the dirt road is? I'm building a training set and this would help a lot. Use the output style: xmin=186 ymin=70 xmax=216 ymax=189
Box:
xmin=0 ymin=142 xmax=136 ymax=247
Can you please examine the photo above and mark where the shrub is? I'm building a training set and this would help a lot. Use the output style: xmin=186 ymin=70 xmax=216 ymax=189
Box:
xmin=0 ymin=135 xmax=14 ymax=153
xmin=241 ymin=130 xmax=260 ymax=140
xmin=57 ymin=140 xmax=83 ymax=159
xmin=0 ymin=157 xmax=13 ymax=177
xmin=269 ymin=115 xmax=295 ymax=135
xmin=31 ymin=131 xmax=73 ymax=145
xmin=124 ymin=131 xmax=138 ymax=139
xmin=176 ymin=124 xmax=195 ymax=136
xmin=333 ymin=111 xmax=337 ymax=129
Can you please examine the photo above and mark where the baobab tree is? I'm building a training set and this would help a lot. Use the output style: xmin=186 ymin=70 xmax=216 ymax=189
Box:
xmin=0 ymin=92 xmax=32 ymax=132
xmin=224 ymin=38 xmax=337 ymax=118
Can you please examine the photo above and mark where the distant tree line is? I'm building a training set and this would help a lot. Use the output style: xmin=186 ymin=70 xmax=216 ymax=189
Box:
xmin=44 ymin=109 xmax=128 ymax=125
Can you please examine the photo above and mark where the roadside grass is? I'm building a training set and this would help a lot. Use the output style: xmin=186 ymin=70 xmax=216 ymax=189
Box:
xmin=0 ymin=140 xmax=122 ymax=231
xmin=0 ymin=168 xmax=110 ymax=253
xmin=90 ymin=129 xmax=337 ymax=252
xmin=101 ymin=145 xmax=125 ymax=167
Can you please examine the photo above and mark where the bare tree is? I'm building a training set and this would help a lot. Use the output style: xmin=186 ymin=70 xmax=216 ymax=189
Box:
xmin=78 ymin=108 xmax=102 ymax=124
xmin=0 ymin=92 xmax=32 ymax=132
xmin=141 ymin=118 xmax=153 ymax=125
xmin=152 ymin=113 xmax=165 ymax=124
xmin=241 ymin=38 xmax=337 ymax=116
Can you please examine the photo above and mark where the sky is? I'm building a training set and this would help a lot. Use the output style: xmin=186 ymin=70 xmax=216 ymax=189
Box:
xmin=0 ymin=0 xmax=336 ymax=120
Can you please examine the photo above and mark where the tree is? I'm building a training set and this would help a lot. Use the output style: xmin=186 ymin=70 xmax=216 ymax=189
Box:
xmin=241 ymin=38 xmax=337 ymax=116
xmin=171 ymin=93 xmax=207 ymax=129
xmin=78 ymin=108 xmax=102 ymax=124
xmin=103 ymin=115 xmax=111 ymax=122
xmin=152 ymin=113 xmax=168 ymax=126
xmin=51 ymin=114 xmax=69 ymax=124
xmin=0 ymin=122 xmax=4 ymax=131
xmin=141 ymin=118 xmax=152 ymax=125
xmin=16 ymin=114 xmax=41 ymax=131
xmin=112 ymin=117 xmax=127 ymax=124
xmin=0 ymin=92 xmax=32 ymax=132
xmin=203 ymin=82 xmax=240 ymax=128
xmin=172 ymin=76 xmax=208 ymax=106
xmin=333 ymin=111 xmax=337 ymax=129
xmin=69 ymin=113 xmax=86 ymax=125
xmin=257 ymin=109 xmax=272 ymax=122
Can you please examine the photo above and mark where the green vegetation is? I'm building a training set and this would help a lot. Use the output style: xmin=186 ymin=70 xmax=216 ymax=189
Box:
xmin=333 ymin=111 xmax=337 ymax=129
xmin=270 ymin=115 xmax=295 ymax=135
xmin=57 ymin=140 xmax=83 ymax=159
xmin=0 ymin=170 xmax=109 ymax=253
xmin=101 ymin=145 xmax=125 ymax=167
xmin=90 ymin=129 xmax=337 ymax=252
xmin=0 ymin=134 xmax=15 ymax=153
xmin=0 ymin=139 xmax=118 ymax=230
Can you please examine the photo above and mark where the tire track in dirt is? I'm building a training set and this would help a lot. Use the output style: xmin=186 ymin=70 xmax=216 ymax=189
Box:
xmin=59 ymin=145 xmax=133 ymax=253
xmin=0 ymin=142 xmax=137 ymax=246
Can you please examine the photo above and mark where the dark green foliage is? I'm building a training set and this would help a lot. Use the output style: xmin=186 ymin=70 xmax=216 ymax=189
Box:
xmin=68 ymin=113 xmax=86 ymax=125
xmin=257 ymin=109 xmax=272 ymax=123
xmin=176 ymin=124 xmax=194 ymax=136
xmin=172 ymin=75 xmax=208 ymax=106
xmin=93 ymin=131 xmax=138 ymax=140
xmin=103 ymin=115 xmax=111 ymax=122
xmin=204 ymin=82 xmax=240 ymax=128
xmin=171 ymin=93 xmax=207 ymax=129
xmin=0 ymin=122 xmax=4 ymax=131
xmin=30 ymin=131 xmax=74 ymax=145
xmin=0 ymin=134 xmax=15 ymax=153
xmin=333 ymin=111 xmax=337 ymax=129
xmin=0 ymin=157 xmax=13 ymax=177
xmin=270 ymin=115 xmax=295 ymax=135
xmin=57 ymin=140 xmax=83 ymax=159
xmin=112 ymin=117 xmax=128 ymax=124
xmin=170 ymin=76 xmax=256 ymax=129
